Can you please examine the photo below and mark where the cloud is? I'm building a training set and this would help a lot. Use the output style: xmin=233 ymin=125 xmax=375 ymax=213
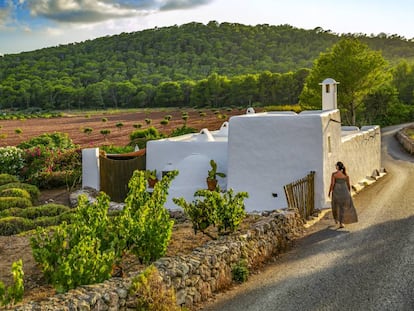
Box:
xmin=0 ymin=1 xmax=13 ymax=27
xmin=23 ymin=0 xmax=142 ymax=23
xmin=159 ymin=0 xmax=213 ymax=11
xmin=20 ymin=0 xmax=214 ymax=24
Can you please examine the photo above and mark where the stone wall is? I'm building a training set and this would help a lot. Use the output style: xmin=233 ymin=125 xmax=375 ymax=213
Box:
xmin=12 ymin=210 xmax=304 ymax=311
xmin=340 ymin=125 xmax=382 ymax=186
xmin=396 ymin=127 xmax=414 ymax=154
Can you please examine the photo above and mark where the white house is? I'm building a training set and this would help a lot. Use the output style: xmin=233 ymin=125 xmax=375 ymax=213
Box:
xmin=226 ymin=108 xmax=380 ymax=212
xmin=82 ymin=78 xmax=382 ymax=212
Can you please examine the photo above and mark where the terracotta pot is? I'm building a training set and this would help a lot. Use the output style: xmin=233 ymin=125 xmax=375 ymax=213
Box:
xmin=206 ymin=178 xmax=217 ymax=191
xmin=148 ymin=178 xmax=158 ymax=188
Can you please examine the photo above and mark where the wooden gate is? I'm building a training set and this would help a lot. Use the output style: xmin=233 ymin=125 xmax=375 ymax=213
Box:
xmin=283 ymin=171 xmax=315 ymax=220
xmin=100 ymin=154 xmax=146 ymax=202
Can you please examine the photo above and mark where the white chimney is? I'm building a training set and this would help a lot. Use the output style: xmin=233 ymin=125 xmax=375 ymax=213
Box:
xmin=320 ymin=78 xmax=339 ymax=110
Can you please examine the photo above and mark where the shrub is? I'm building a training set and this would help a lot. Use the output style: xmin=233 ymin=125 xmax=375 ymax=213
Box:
xmin=129 ymin=126 xmax=163 ymax=149
xmin=232 ymin=259 xmax=249 ymax=283
xmin=118 ymin=170 xmax=178 ymax=264
xmin=32 ymin=170 xmax=80 ymax=189
xmin=0 ymin=147 xmax=25 ymax=176
xmin=17 ymin=132 xmax=75 ymax=149
xmin=0 ymin=260 xmax=24 ymax=307
xmin=173 ymin=189 xmax=248 ymax=239
xmin=0 ymin=204 xmax=70 ymax=219
xmin=0 ymin=197 xmax=32 ymax=211
xmin=30 ymin=170 xmax=178 ymax=293
xmin=20 ymin=147 xmax=81 ymax=189
xmin=100 ymin=129 xmax=111 ymax=139
xmin=0 ymin=183 xmax=40 ymax=202
xmin=57 ymin=210 xmax=76 ymax=224
xmin=130 ymin=265 xmax=181 ymax=311
xmin=133 ymin=123 xmax=142 ymax=129
xmin=0 ymin=174 xmax=19 ymax=186
xmin=83 ymin=127 xmax=93 ymax=135
xmin=0 ymin=188 xmax=31 ymax=201
xmin=100 ymin=145 xmax=134 ymax=154
xmin=0 ymin=217 xmax=32 ymax=235
xmin=30 ymin=194 xmax=117 ymax=293
xmin=169 ymin=125 xmax=197 ymax=137
xmin=32 ymin=215 xmax=64 ymax=228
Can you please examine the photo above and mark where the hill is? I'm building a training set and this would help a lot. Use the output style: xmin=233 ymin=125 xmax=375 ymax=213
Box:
xmin=2 ymin=22 xmax=414 ymax=110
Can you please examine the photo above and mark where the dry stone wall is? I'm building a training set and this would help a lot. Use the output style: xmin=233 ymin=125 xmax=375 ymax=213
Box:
xmin=12 ymin=210 xmax=304 ymax=311
xmin=396 ymin=127 xmax=414 ymax=154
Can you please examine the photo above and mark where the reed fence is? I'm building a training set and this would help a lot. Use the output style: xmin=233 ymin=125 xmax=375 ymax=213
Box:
xmin=284 ymin=171 xmax=315 ymax=220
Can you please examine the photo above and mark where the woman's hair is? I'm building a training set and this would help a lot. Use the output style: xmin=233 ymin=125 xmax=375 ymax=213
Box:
xmin=336 ymin=161 xmax=347 ymax=175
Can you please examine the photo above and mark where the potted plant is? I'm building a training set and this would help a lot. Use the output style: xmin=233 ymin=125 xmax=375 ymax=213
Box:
xmin=145 ymin=169 xmax=158 ymax=188
xmin=206 ymin=159 xmax=226 ymax=191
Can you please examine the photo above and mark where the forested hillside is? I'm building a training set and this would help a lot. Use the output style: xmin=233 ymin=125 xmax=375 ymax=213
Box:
xmin=2 ymin=21 xmax=414 ymax=110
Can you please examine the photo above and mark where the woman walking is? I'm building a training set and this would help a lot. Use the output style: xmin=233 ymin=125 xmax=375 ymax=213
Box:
xmin=328 ymin=161 xmax=358 ymax=228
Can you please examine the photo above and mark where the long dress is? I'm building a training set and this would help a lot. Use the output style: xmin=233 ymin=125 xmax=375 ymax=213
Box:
xmin=331 ymin=178 xmax=358 ymax=224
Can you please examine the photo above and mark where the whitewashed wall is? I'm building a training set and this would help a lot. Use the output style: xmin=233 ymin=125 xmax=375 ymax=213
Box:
xmin=227 ymin=111 xmax=332 ymax=212
xmin=82 ymin=148 xmax=100 ymax=190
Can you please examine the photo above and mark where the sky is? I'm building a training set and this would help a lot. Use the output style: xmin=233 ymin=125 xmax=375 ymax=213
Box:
xmin=1 ymin=0 xmax=414 ymax=56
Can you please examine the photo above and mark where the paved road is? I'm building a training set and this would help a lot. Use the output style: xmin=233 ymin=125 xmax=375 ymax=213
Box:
xmin=201 ymin=124 xmax=414 ymax=311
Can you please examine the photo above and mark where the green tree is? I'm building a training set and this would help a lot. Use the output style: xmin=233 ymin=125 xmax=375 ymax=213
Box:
xmin=299 ymin=38 xmax=391 ymax=125
xmin=154 ymin=81 xmax=184 ymax=107
xmin=391 ymin=60 xmax=414 ymax=105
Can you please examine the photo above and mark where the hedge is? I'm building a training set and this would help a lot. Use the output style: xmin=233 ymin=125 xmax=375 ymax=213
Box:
xmin=0 ymin=174 xmax=19 ymax=186
xmin=0 ymin=204 xmax=70 ymax=219
xmin=0 ymin=197 xmax=32 ymax=211
xmin=0 ymin=183 xmax=40 ymax=202
xmin=0 ymin=217 xmax=32 ymax=235
xmin=0 ymin=188 xmax=31 ymax=202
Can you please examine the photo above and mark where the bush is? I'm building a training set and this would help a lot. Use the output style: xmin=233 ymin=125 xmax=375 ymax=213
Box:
xmin=30 ymin=171 xmax=178 ymax=293
xmin=173 ymin=189 xmax=248 ymax=239
xmin=20 ymin=147 xmax=81 ymax=189
xmin=0 ymin=197 xmax=32 ymax=211
xmin=57 ymin=210 xmax=76 ymax=224
xmin=130 ymin=265 xmax=182 ymax=311
xmin=32 ymin=215 xmax=64 ymax=228
xmin=0 ymin=260 xmax=24 ymax=307
xmin=232 ymin=259 xmax=249 ymax=283
xmin=0 ymin=174 xmax=19 ymax=186
xmin=0 ymin=147 xmax=25 ymax=176
xmin=32 ymin=170 xmax=80 ymax=189
xmin=0 ymin=183 xmax=40 ymax=202
xmin=0 ymin=204 xmax=70 ymax=219
xmin=17 ymin=132 xmax=75 ymax=149
xmin=30 ymin=194 xmax=117 ymax=293
xmin=0 ymin=188 xmax=31 ymax=201
xmin=119 ymin=170 xmax=178 ymax=264
xmin=129 ymin=126 xmax=163 ymax=149
xmin=169 ymin=125 xmax=197 ymax=137
xmin=0 ymin=217 xmax=32 ymax=235
xmin=100 ymin=145 xmax=134 ymax=154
